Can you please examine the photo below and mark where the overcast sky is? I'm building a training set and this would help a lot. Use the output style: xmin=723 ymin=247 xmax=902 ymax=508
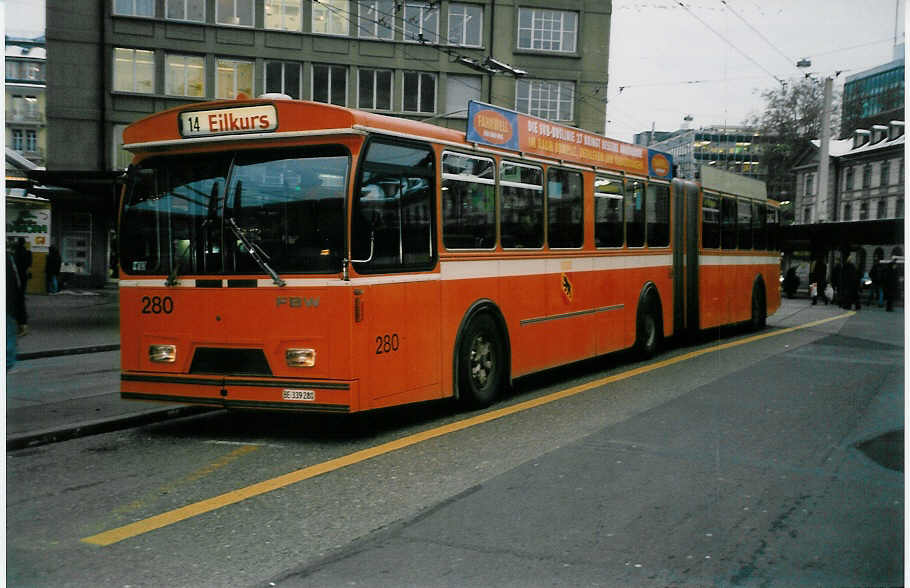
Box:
xmin=606 ymin=0 xmax=906 ymax=141
xmin=2 ymin=0 xmax=904 ymax=143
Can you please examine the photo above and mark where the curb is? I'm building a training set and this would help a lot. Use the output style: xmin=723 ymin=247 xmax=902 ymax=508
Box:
xmin=6 ymin=405 xmax=216 ymax=451
xmin=17 ymin=344 xmax=121 ymax=361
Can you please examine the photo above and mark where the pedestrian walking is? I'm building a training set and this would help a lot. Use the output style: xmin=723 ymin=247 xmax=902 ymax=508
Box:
xmin=46 ymin=244 xmax=62 ymax=294
xmin=7 ymin=248 xmax=25 ymax=370
xmin=883 ymin=260 xmax=900 ymax=312
xmin=841 ymin=255 xmax=861 ymax=311
xmin=831 ymin=259 xmax=842 ymax=305
xmin=867 ymin=259 xmax=884 ymax=307
xmin=12 ymin=237 xmax=31 ymax=335
xmin=811 ymin=257 xmax=828 ymax=305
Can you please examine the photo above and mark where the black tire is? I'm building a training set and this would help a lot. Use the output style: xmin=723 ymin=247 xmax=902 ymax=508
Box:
xmin=457 ymin=313 xmax=504 ymax=408
xmin=635 ymin=297 xmax=661 ymax=358
xmin=750 ymin=284 xmax=767 ymax=330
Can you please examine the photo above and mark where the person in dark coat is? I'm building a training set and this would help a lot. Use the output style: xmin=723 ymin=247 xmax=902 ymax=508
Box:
xmin=883 ymin=260 xmax=901 ymax=312
xmin=867 ymin=259 xmax=883 ymax=307
xmin=841 ymin=255 xmax=861 ymax=311
xmin=7 ymin=248 xmax=25 ymax=369
xmin=830 ymin=260 xmax=842 ymax=305
xmin=11 ymin=238 xmax=30 ymax=335
xmin=46 ymin=244 xmax=62 ymax=294
xmin=811 ymin=257 xmax=828 ymax=305
xmin=783 ymin=266 xmax=799 ymax=299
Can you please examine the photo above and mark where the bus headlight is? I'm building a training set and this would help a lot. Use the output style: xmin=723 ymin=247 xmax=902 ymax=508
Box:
xmin=286 ymin=348 xmax=316 ymax=367
xmin=149 ymin=344 xmax=177 ymax=363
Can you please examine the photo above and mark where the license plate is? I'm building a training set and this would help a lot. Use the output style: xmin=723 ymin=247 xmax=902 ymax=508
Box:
xmin=282 ymin=389 xmax=315 ymax=401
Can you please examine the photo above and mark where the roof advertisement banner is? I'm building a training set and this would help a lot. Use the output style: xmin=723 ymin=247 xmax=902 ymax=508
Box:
xmin=466 ymin=101 xmax=672 ymax=179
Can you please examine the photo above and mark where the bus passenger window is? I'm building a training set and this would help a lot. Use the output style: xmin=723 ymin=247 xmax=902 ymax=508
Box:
xmin=625 ymin=179 xmax=645 ymax=247
xmin=595 ymin=175 xmax=623 ymax=248
xmin=752 ymin=202 xmax=767 ymax=250
xmin=547 ymin=168 xmax=583 ymax=248
xmin=702 ymin=193 xmax=720 ymax=249
xmin=500 ymin=162 xmax=543 ymax=249
xmin=353 ymin=140 xmax=436 ymax=272
xmin=646 ymin=183 xmax=670 ymax=247
xmin=766 ymin=206 xmax=780 ymax=251
xmin=721 ymin=196 xmax=737 ymax=249
xmin=442 ymin=152 xmax=495 ymax=249
xmin=737 ymin=198 xmax=753 ymax=249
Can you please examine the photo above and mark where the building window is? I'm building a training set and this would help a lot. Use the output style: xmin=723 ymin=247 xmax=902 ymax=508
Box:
xmin=114 ymin=0 xmax=155 ymax=17
xmin=845 ymin=166 xmax=854 ymax=191
xmin=216 ymin=0 xmax=254 ymax=26
xmin=11 ymin=129 xmax=23 ymax=152
xmin=843 ymin=203 xmax=852 ymax=221
xmin=877 ymin=199 xmax=887 ymax=219
xmin=862 ymin=164 xmax=872 ymax=188
xmin=24 ymin=130 xmax=36 ymax=153
xmin=166 ymin=54 xmax=206 ymax=97
xmin=265 ymin=61 xmax=301 ymax=98
xmin=805 ymin=173 xmax=814 ymax=196
xmin=880 ymin=160 xmax=890 ymax=186
xmin=264 ymin=0 xmax=302 ymax=31
xmin=404 ymin=2 xmax=439 ymax=43
xmin=445 ymin=75 xmax=481 ymax=118
xmin=517 ymin=8 xmax=577 ymax=53
xmin=312 ymin=0 xmax=350 ymax=35
xmin=403 ymin=71 xmax=436 ymax=113
xmin=358 ymin=68 xmax=392 ymax=110
xmin=113 ymin=48 xmax=155 ymax=94
xmin=803 ymin=207 xmax=811 ymax=224
xmin=515 ymin=79 xmax=574 ymax=122
xmin=859 ymin=200 xmax=869 ymax=220
xmin=166 ymin=0 xmax=205 ymax=21
xmin=359 ymin=0 xmax=395 ymax=39
xmin=897 ymin=198 xmax=904 ymax=218
xmin=313 ymin=64 xmax=347 ymax=105
xmin=216 ymin=58 xmax=253 ymax=99
xmin=448 ymin=3 xmax=482 ymax=47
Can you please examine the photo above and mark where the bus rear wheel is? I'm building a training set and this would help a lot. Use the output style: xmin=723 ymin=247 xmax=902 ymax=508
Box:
xmin=750 ymin=284 xmax=767 ymax=330
xmin=458 ymin=313 xmax=504 ymax=408
xmin=635 ymin=299 xmax=661 ymax=359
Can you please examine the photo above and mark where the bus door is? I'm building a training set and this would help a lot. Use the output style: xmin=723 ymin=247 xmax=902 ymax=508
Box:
xmin=351 ymin=138 xmax=441 ymax=409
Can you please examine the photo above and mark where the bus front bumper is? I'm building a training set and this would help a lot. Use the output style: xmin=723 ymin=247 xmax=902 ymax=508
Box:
xmin=121 ymin=373 xmax=358 ymax=413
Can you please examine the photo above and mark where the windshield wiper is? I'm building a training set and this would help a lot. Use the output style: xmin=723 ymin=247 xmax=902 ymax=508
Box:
xmin=227 ymin=217 xmax=286 ymax=287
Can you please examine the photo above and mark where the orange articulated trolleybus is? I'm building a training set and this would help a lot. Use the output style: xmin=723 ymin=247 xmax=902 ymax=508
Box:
xmin=118 ymin=97 xmax=780 ymax=413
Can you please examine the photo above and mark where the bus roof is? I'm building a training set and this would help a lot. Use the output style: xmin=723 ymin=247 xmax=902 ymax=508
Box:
xmin=121 ymin=97 xmax=467 ymax=152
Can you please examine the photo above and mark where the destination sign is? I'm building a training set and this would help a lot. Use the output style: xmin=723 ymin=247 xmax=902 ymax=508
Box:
xmin=179 ymin=105 xmax=278 ymax=138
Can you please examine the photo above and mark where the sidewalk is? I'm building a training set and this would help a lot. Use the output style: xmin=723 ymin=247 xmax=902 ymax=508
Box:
xmin=6 ymin=287 xmax=208 ymax=450
xmin=5 ymin=294 xmax=904 ymax=450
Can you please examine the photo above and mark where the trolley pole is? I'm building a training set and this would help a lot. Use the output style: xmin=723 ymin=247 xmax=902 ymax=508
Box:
xmin=816 ymin=76 xmax=833 ymax=222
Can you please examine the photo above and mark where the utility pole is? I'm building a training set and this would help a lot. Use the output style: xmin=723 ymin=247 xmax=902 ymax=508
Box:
xmin=816 ymin=76 xmax=833 ymax=223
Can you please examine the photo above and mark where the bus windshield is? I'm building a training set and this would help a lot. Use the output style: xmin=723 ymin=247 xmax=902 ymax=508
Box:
xmin=120 ymin=146 xmax=349 ymax=277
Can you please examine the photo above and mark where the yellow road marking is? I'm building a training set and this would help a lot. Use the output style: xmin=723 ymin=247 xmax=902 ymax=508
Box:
xmin=81 ymin=311 xmax=852 ymax=546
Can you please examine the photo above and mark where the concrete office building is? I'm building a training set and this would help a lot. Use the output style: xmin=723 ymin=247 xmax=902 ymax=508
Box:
xmin=42 ymin=1 xmax=611 ymax=285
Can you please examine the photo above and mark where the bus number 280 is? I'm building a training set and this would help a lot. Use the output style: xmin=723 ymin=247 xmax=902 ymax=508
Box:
xmin=141 ymin=296 xmax=174 ymax=314
xmin=375 ymin=333 xmax=400 ymax=354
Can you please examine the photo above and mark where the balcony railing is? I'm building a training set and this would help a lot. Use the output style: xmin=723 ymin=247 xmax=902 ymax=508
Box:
xmin=6 ymin=110 xmax=44 ymax=123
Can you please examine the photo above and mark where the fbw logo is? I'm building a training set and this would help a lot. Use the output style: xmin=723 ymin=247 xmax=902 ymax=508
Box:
xmin=277 ymin=296 xmax=320 ymax=308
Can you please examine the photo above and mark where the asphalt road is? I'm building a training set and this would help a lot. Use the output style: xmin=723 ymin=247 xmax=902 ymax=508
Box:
xmin=6 ymin=304 xmax=903 ymax=587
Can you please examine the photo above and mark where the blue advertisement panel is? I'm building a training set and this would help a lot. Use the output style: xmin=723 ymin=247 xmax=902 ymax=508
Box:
xmin=466 ymin=101 xmax=520 ymax=151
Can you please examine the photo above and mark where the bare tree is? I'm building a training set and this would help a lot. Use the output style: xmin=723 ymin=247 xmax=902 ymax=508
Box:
xmin=745 ymin=77 xmax=841 ymax=203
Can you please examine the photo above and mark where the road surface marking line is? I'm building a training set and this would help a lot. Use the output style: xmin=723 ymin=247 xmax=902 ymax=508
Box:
xmin=81 ymin=311 xmax=852 ymax=546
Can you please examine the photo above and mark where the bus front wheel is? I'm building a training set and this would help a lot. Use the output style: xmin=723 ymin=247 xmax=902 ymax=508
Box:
xmin=458 ymin=313 xmax=504 ymax=408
